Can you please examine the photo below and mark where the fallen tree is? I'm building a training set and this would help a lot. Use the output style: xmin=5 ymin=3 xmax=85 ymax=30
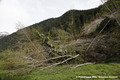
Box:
xmin=43 ymin=54 xmax=79 ymax=69
xmin=73 ymin=62 xmax=95 ymax=69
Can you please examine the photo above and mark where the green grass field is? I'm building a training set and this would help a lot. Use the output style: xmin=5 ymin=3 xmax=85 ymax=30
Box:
xmin=0 ymin=63 xmax=120 ymax=80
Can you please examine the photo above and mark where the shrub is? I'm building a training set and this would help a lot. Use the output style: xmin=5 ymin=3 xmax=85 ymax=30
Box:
xmin=0 ymin=50 xmax=27 ymax=70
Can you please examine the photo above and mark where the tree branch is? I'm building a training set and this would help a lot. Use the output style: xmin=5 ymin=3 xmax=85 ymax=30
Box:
xmin=43 ymin=54 xmax=79 ymax=69
xmin=73 ymin=62 xmax=95 ymax=69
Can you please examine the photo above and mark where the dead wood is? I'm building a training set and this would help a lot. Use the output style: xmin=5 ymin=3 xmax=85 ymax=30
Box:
xmin=73 ymin=62 xmax=95 ymax=69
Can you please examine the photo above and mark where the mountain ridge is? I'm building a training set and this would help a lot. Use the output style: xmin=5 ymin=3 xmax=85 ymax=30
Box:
xmin=0 ymin=6 xmax=104 ymax=52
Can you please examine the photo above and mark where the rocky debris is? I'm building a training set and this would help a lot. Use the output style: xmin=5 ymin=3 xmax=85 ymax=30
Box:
xmin=81 ymin=18 xmax=105 ymax=35
xmin=59 ymin=38 xmax=93 ymax=52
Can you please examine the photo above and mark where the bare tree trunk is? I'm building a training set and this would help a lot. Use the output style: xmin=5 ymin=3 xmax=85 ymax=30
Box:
xmin=101 ymin=0 xmax=120 ymax=26
xmin=43 ymin=54 xmax=79 ymax=69
xmin=73 ymin=62 xmax=95 ymax=69
xmin=85 ymin=19 xmax=110 ymax=52
xmin=16 ymin=23 xmax=47 ymax=60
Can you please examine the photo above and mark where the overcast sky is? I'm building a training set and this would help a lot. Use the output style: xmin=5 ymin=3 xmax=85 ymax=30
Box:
xmin=0 ymin=0 xmax=103 ymax=34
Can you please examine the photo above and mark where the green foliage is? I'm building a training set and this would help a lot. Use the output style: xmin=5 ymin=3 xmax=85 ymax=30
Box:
xmin=0 ymin=0 xmax=119 ymax=75
xmin=0 ymin=50 xmax=27 ymax=70
xmin=1 ymin=63 xmax=120 ymax=80
xmin=50 ymin=28 xmax=71 ymax=40
xmin=0 ymin=0 xmax=115 ymax=52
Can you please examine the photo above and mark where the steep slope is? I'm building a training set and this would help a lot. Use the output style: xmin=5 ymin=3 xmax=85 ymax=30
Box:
xmin=0 ymin=6 xmax=104 ymax=52
xmin=81 ymin=18 xmax=105 ymax=35
xmin=0 ymin=0 xmax=120 ymax=70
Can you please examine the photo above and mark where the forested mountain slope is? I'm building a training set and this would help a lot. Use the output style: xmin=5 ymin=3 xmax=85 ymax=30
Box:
xmin=0 ymin=0 xmax=120 ymax=70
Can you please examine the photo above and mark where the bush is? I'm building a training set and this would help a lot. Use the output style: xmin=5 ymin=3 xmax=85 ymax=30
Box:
xmin=0 ymin=50 xmax=27 ymax=70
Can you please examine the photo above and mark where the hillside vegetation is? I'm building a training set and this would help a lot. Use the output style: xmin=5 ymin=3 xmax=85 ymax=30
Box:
xmin=0 ymin=0 xmax=120 ymax=80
